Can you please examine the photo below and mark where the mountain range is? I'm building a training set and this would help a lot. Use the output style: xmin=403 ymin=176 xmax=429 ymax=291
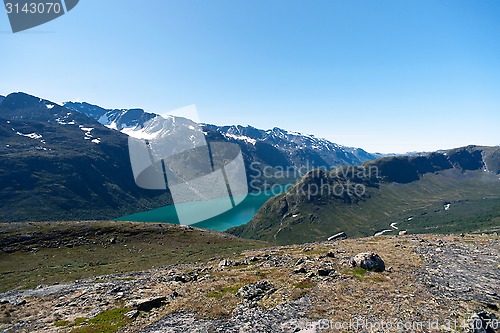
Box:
xmin=228 ymin=145 xmax=500 ymax=244
xmin=0 ymin=92 xmax=378 ymax=222
xmin=4 ymin=92 xmax=497 ymax=237
xmin=64 ymin=101 xmax=380 ymax=170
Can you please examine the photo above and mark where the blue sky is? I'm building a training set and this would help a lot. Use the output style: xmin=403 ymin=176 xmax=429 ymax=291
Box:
xmin=1 ymin=0 xmax=499 ymax=153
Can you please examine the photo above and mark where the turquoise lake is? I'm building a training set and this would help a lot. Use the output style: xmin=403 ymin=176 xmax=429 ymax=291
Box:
xmin=116 ymin=191 xmax=283 ymax=232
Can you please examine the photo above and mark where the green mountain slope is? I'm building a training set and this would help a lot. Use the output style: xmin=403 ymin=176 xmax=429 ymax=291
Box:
xmin=228 ymin=146 xmax=500 ymax=244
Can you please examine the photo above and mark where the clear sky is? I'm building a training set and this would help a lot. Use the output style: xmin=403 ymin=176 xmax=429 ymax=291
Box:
xmin=1 ymin=0 xmax=499 ymax=153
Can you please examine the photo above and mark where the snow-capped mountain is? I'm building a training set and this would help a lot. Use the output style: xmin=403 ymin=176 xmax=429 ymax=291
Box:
xmin=64 ymin=102 xmax=157 ymax=133
xmin=205 ymin=124 xmax=377 ymax=169
xmin=65 ymin=102 xmax=378 ymax=169
xmin=64 ymin=102 xmax=207 ymax=150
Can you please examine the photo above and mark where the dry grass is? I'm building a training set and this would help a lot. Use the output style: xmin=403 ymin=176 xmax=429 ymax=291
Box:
xmin=1 ymin=228 xmax=497 ymax=333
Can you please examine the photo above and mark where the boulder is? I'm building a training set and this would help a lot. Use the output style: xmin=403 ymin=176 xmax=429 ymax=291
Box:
xmin=317 ymin=267 xmax=333 ymax=276
xmin=351 ymin=252 xmax=385 ymax=272
xmin=130 ymin=296 xmax=167 ymax=312
xmin=469 ymin=311 xmax=497 ymax=333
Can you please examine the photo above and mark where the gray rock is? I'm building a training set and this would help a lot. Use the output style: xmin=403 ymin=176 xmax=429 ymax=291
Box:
xmin=469 ymin=311 xmax=497 ymax=333
xmin=218 ymin=259 xmax=230 ymax=267
xmin=2 ymin=247 xmax=18 ymax=253
xmin=131 ymin=296 xmax=167 ymax=312
xmin=326 ymin=251 xmax=336 ymax=258
xmin=415 ymin=238 xmax=500 ymax=306
xmin=124 ymin=309 xmax=139 ymax=319
xmin=351 ymin=252 xmax=385 ymax=272
xmin=171 ymin=275 xmax=188 ymax=283
xmin=294 ymin=258 xmax=305 ymax=266
xmin=317 ymin=267 xmax=333 ymax=276
xmin=236 ymin=281 xmax=275 ymax=303
xmin=293 ymin=266 xmax=307 ymax=274
xmin=139 ymin=296 xmax=316 ymax=333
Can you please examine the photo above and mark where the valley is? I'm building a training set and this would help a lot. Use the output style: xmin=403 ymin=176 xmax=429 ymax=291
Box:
xmin=229 ymin=147 xmax=500 ymax=244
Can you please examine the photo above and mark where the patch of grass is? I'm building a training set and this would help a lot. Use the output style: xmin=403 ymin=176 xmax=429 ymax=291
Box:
xmin=352 ymin=267 xmax=367 ymax=277
xmin=293 ymin=278 xmax=316 ymax=289
xmin=254 ymin=270 xmax=267 ymax=277
xmin=220 ymin=284 xmax=242 ymax=294
xmin=299 ymin=247 xmax=331 ymax=256
xmin=54 ymin=317 xmax=87 ymax=328
xmin=118 ymin=277 xmax=136 ymax=281
xmin=290 ymin=288 xmax=308 ymax=300
xmin=367 ymin=274 xmax=387 ymax=282
xmin=70 ymin=307 xmax=133 ymax=333
xmin=205 ymin=283 xmax=242 ymax=298
xmin=54 ymin=320 xmax=71 ymax=327
xmin=72 ymin=318 xmax=87 ymax=326
xmin=170 ymin=284 xmax=240 ymax=320
xmin=342 ymin=267 xmax=367 ymax=280
xmin=204 ymin=291 xmax=223 ymax=298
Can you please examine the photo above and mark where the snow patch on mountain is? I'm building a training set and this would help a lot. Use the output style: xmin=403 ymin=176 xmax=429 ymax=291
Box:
xmin=223 ymin=133 xmax=257 ymax=145
xmin=121 ymin=125 xmax=159 ymax=140
xmin=54 ymin=112 xmax=77 ymax=125
xmin=15 ymin=131 xmax=42 ymax=140
xmin=104 ymin=120 xmax=119 ymax=131
xmin=79 ymin=126 xmax=94 ymax=140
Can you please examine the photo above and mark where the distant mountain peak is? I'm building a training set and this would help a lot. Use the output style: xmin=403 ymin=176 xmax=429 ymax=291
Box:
xmin=64 ymin=101 xmax=158 ymax=133
xmin=203 ymin=123 xmax=377 ymax=169
xmin=2 ymin=92 xmax=60 ymax=111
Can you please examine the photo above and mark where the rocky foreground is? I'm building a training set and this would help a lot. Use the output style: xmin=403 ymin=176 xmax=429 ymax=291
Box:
xmin=0 ymin=233 xmax=498 ymax=333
